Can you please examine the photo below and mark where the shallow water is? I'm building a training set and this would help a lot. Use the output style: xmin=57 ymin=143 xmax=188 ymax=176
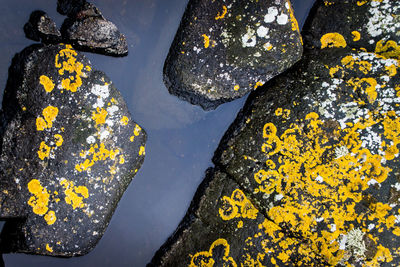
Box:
xmin=0 ymin=0 xmax=314 ymax=266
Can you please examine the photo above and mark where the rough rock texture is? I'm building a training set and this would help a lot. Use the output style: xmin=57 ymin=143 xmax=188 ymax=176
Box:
xmin=24 ymin=10 xmax=62 ymax=44
xmin=150 ymin=168 xmax=325 ymax=266
xmin=59 ymin=0 xmax=128 ymax=57
xmin=0 ymin=44 xmax=146 ymax=256
xmin=303 ymin=0 xmax=400 ymax=53
xmin=163 ymin=0 xmax=303 ymax=110
xmin=152 ymin=1 xmax=400 ymax=266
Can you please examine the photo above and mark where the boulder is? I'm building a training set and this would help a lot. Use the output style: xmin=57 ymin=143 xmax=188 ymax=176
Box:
xmin=59 ymin=0 xmax=128 ymax=56
xmin=23 ymin=10 xmax=62 ymax=44
xmin=0 ymin=44 xmax=146 ymax=256
xmin=212 ymin=47 xmax=400 ymax=265
xmin=149 ymin=169 xmax=324 ymax=266
xmin=163 ymin=0 xmax=303 ymax=110
xmin=302 ymin=0 xmax=400 ymax=54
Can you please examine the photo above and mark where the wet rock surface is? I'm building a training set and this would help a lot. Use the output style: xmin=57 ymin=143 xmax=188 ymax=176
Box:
xmin=0 ymin=44 xmax=146 ymax=256
xmin=163 ymin=0 xmax=303 ymax=110
xmin=59 ymin=0 xmax=129 ymax=57
xmin=23 ymin=10 xmax=62 ymax=44
xmin=152 ymin=1 xmax=400 ymax=266
xmin=150 ymin=168 xmax=324 ymax=266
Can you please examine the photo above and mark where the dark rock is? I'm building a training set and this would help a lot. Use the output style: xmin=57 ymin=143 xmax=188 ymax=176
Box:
xmin=59 ymin=0 xmax=128 ymax=57
xmin=0 ymin=44 xmax=146 ymax=256
xmin=23 ymin=10 xmax=62 ymax=44
xmin=163 ymin=0 xmax=303 ymax=110
xmin=150 ymin=168 xmax=325 ymax=266
xmin=57 ymin=0 xmax=87 ymax=17
xmin=212 ymin=47 xmax=400 ymax=266
xmin=302 ymin=0 xmax=400 ymax=53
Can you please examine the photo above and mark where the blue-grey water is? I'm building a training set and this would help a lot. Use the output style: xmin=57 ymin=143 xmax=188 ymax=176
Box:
xmin=0 ymin=0 xmax=315 ymax=266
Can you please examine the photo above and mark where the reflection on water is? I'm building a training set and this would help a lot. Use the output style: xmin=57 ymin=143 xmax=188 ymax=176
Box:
xmin=0 ymin=0 xmax=314 ymax=266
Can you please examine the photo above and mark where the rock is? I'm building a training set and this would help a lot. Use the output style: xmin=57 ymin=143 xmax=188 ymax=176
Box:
xmin=23 ymin=10 xmax=62 ymax=44
xmin=149 ymin=168 xmax=325 ymax=266
xmin=163 ymin=0 xmax=303 ymax=110
xmin=0 ymin=44 xmax=146 ymax=256
xmin=302 ymin=0 xmax=400 ymax=54
xmin=59 ymin=0 xmax=128 ymax=57
xmin=212 ymin=47 xmax=400 ymax=266
xmin=57 ymin=0 xmax=87 ymax=17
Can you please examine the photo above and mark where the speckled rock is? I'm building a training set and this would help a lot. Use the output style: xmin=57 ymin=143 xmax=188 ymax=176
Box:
xmin=164 ymin=0 xmax=303 ymax=110
xmin=149 ymin=168 xmax=325 ymax=266
xmin=24 ymin=10 xmax=62 ymax=44
xmin=302 ymin=0 xmax=400 ymax=53
xmin=0 ymin=44 xmax=146 ymax=256
xmin=212 ymin=47 xmax=400 ymax=266
xmin=60 ymin=0 xmax=128 ymax=56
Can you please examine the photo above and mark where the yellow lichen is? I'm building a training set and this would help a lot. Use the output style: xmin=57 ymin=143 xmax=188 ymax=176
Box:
xmin=92 ymin=108 xmax=108 ymax=125
xmin=46 ymin=244 xmax=53 ymax=253
xmin=219 ymin=189 xmax=258 ymax=222
xmin=60 ymin=179 xmax=89 ymax=209
xmin=75 ymin=143 xmax=120 ymax=173
xmin=36 ymin=106 xmax=59 ymax=131
xmin=202 ymin=34 xmax=210 ymax=48
xmin=352 ymin=31 xmax=361 ymax=42
xmin=54 ymin=134 xmax=64 ymax=147
xmin=190 ymin=239 xmax=237 ymax=267
xmin=215 ymin=5 xmax=227 ymax=20
xmin=44 ymin=210 xmax=57 ymax=225
xmin=27 ymin=179 xmax=50 ymax=216
xmin=375 ymin=40 xmax=400 ymax=61
xmin=139 ymin=146 xmax=145 ymax=156
xmin=120 ymin=116 xmax=129 ymax=126
xmin=38 ymin=141 xmax=51 ymax=160
xmin=39 ymin=75 xmax=55 ymax=93
xmin=320 ymin=33 xmax=347 ymax=49
xmin=55 ymin=45 xmax=85 ymax=92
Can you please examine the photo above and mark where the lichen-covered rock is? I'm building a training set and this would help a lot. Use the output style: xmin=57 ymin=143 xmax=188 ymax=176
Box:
xmin=23 ymin=10 xmax=62 ymax=44
xmin=302 ymin=0 xmax=400 ymax=54
xmin=59 ymin=0 xmax=128 ymax=56
xmin=150 ymin=168 xmax=325 ymax=266
xmin=0 ymin=44 xmax=146 ymax=256
xmin=212 ymin=47 xmax=400 ymax=266
xmin=164 ymin=0 xmax=303 ymax=110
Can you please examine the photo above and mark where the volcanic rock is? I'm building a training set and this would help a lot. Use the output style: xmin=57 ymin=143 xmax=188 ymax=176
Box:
xmin=23 ymin=10 xmax=62 ymax=44
xmin=0 ymin=44 xmax=146 ymax=256
xmin=163 ymin=0 xmax=303 ymax=110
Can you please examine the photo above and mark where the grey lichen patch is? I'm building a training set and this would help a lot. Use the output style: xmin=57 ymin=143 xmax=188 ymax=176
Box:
xmin=164 ymin=0 xmax=303 ymax=110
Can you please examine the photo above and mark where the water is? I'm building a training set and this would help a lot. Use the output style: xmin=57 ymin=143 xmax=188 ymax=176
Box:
xmin=0 ymin=0 xmax=315 ymax=266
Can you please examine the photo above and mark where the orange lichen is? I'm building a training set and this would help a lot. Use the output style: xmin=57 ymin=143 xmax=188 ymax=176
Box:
xmin=215 ymin=5 xmax=227 ymax=20
xmin=92 ymin=108 xmax=108 ymax=125
xmin=202 ymin=34 xmax=210 ymax=48
xmin=352 ymin=31 xmax=361 ymax=42
xmin=219 ymin=189 xmax=258 ymax=221
xmin=39 ymin=75 xmax=55 ymax=93
xmin=54 ymin=134 xmax=64 ymax=147
xmin=55 ymin=44 xmax=87 ymax=92
xmin=190 ymin=239 xmax=237 ymax=267
xmin=44 ymin=210 xmax=57 ymax=225
xmin=120 ymin=116 xmax=129 ymax=126
xmin=46 ymin=244 xmax=53 ymax=253
xmin=27 ymin=179 xmax=50 ymax=216
xmin=60 ymin=179 xmax=89 ymax=209
xmin=320 ymin=33 xmax=347 ymax=49
xmin=375 ymin=40 xmax=400 ymax=61
xmin=75 ymin=143 xmax=120 ymax=172
xmin=38 ymin=141 xmax=51 ymax=160
xmin=36 ymin=106 xmax=59 ymax=131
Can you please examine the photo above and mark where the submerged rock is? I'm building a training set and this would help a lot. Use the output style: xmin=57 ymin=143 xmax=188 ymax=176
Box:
xmin=302 ymin=0 xmax=400 ymax=53
xmin=150 ymin=168 xmax=324 ymax=266
xmin=164 ymin=0 xmax=303 ymax=110
xmin=0 ymin=44 xmax=146 ymax=256
xmin=59 ymin=0 xmax=128 ymax=56
xmin=23 ymin=10 xmax=62 ymax=44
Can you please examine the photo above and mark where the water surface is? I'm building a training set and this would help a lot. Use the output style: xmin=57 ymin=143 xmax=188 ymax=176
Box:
xmin=0 ymin=0 xmax=314 ymax=266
